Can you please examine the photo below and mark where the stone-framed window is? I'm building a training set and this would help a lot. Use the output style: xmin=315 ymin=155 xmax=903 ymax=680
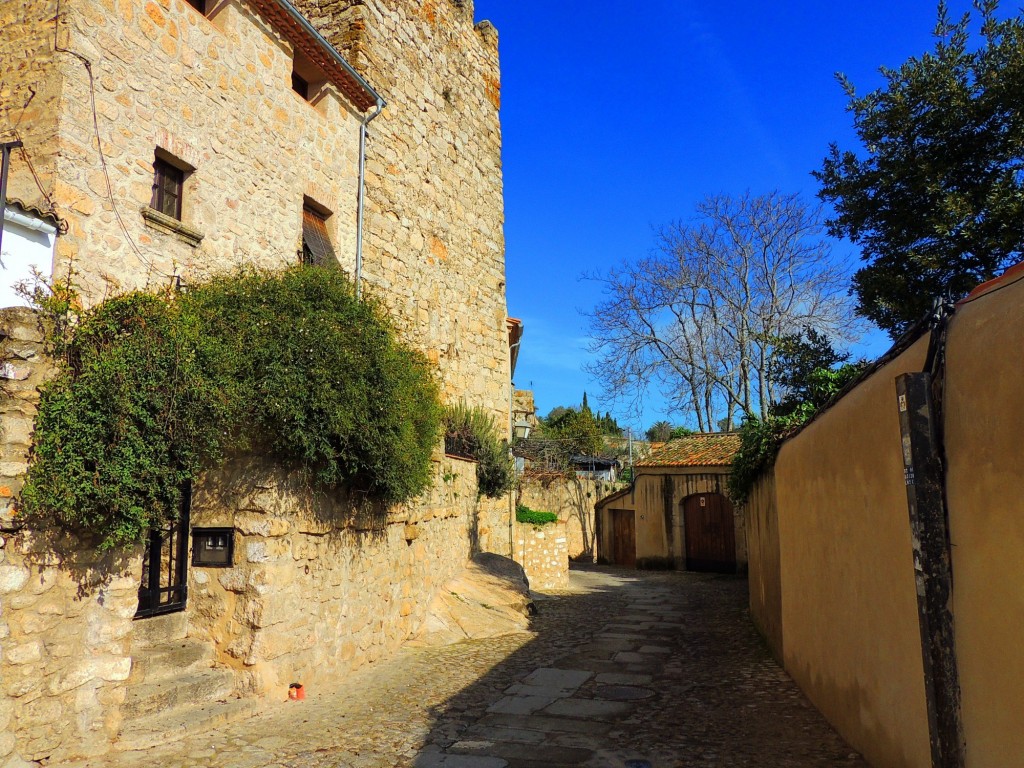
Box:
xmin=151 ymin=158 xmax=184 ymax=221
xmin=301 ymin=203 xmax=336 ymax=267
xmin=291 ymin=50 xmax=327 ymax=105
xmin=142 ymin=149 xmax=203 ymax=247
xmin=185 ymin=0 xmax=207 ymax=13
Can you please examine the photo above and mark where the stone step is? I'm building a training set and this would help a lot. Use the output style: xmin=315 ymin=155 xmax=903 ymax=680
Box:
xmin=116 ymin=696 xmax=262 ymax=752
xmin=122 ymin=668 xmax=236 ymax=721
xmin=131 ymin=611 xmax=188 ymax=646
xmin=129 ymin=638 xmax=216 ymax=684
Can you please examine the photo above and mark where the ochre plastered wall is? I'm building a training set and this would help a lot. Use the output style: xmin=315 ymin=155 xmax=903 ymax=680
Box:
xmin=744 ymin=469 xmax=781 ymax=659
xmin=943 ymin=276 xmax=1024 ymax=768
xmin=292 ymin=0 xmax=511 ymax=426
xmin=759 ymin=339 xmax=933 ymax=768
xmin=750 ymin=276 xmax=1024 ymax=768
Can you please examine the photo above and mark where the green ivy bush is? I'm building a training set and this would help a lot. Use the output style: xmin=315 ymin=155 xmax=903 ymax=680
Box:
xmin=443 ymin=402 xmax=515 ymax=498
xmin=20 ymin=267 xmax=442 ymax=551
xmin=515 ymin=504 xmax=558 ymax=526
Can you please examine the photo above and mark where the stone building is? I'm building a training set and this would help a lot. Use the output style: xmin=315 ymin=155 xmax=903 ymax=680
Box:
xmin=0 ymin=0 xmax=515 ymax=762
xmin=595 ymin=433 xmax=746 ymax=572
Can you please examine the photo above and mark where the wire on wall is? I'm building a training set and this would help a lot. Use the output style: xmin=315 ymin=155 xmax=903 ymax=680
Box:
xmin=52 ymin=0 xmax=172 ymax=281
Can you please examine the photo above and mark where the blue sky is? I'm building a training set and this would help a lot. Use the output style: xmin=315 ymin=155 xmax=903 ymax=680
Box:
xmin=473 ymin=0 xmax=995 ymax=431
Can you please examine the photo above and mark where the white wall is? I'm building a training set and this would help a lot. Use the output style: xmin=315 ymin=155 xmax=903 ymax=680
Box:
xmin=1 ymin=207 xmax=55 ymax=307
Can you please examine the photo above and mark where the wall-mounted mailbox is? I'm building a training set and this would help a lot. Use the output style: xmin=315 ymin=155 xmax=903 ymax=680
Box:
xmin=191 ymin=527 xmax=234 ymax=567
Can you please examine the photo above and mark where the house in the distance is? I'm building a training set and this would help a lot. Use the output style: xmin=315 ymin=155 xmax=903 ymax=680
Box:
xmin=595 ymin=433 xmax=745 ymax=572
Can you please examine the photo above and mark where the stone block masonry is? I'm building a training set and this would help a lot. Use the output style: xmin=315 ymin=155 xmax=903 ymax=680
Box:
xmin=293 ymin=0 xmax=512 ymax=428
xmin=4 ymin=0 xmax=362 ymax=304
xmin=515 ymin=520 xmax=568 ymax=592
xmin=186 ymin=454 xmax=481 ymax=698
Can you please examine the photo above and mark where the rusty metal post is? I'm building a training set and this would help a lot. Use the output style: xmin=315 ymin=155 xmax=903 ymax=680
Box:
xmin=896 ymin=372 xmax=965 ymax=768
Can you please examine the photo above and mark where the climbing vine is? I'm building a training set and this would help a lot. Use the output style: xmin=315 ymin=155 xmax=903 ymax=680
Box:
xmin=20 ymin=267 xmax=442 ymax=551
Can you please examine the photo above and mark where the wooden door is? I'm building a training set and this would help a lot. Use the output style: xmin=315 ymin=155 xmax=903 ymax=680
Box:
xmin=683 ymin=493 xmax=736 ymax=573
xmin=610 ymin=509 xmax=636 ymax=568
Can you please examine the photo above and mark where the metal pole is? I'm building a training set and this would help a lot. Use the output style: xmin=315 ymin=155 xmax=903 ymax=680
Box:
xmin=0 ymin=141 xmax=25 ymax=259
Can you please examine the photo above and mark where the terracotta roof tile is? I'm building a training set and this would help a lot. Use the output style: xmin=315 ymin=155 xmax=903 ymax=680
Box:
xmin=635 ymin=433 xmax=741 ymax=468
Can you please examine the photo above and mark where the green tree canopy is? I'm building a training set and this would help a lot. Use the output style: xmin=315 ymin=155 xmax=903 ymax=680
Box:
xmin=815 ymin=0 xmax=1024 ymax=336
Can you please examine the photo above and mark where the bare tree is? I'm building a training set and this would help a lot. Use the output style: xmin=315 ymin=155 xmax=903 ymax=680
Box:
xmin=586 ymin=191 xmax=857 ymax=431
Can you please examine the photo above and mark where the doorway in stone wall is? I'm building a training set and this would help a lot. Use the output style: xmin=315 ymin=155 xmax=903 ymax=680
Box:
xmin=610 ymin=508 xmax=636 ymax=568
xmin=135 ymin=483 xmax=191 ymax=618
xmin=682 ymin=492 xmax=736 ymax=573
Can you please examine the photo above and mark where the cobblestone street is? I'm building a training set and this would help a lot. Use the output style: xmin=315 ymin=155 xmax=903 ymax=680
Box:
xmin=97 ymin=567 xmax=869 ymax=768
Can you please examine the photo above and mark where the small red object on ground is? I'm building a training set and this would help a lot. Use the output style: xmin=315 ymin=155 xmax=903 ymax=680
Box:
xmin=288 ymin=683 xmax=305 ymax=700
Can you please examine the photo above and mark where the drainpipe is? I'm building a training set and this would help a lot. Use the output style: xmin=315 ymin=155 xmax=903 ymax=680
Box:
xmin=4 ymin=206 xmax=57 ymax=236
xmin=356 ymin=99 xmax=385 ymax=298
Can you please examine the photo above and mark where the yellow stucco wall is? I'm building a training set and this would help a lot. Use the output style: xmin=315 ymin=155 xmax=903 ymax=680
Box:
xmin=772 ymin=338 xmax=932 ymax=768
xmin=596 ymin=467 xmax=741 ymax=570
xmin=944 ymin=274 xmax=1024 ymax=767
xmin=745 ymin=469 xmax=782 ymax=660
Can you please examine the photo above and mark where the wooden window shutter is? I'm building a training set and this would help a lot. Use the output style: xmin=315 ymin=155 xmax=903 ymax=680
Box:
xmin=301 ymin=207 xmax=337 ymax=267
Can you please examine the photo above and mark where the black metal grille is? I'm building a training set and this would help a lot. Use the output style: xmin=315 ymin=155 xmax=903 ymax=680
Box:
xmin=135 ymin=486 xmax=191 ymax=619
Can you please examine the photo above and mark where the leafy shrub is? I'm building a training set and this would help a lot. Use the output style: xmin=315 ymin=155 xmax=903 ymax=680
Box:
xmin=444 ymin=402 xmax=515 ymax=498
xmin=515 ymin=504 xmax=558 ymax=526
xmin=20 ymin=267 xmax=442 ymax=550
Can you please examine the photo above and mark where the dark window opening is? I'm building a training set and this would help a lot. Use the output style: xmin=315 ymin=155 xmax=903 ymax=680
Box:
xmin=185 ymin=0 xmax=207 ymax=13
xmin=291 ymin=71 xmax=309 ymax=100
xmin=151 ymin=158 xmax=184 ymax=220
xmin=301 ymin=206 xmax=337 ymax=266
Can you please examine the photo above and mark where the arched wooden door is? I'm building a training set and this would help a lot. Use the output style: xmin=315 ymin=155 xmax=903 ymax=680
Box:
xmin=683 ymin=492 xmax=736 ymax=573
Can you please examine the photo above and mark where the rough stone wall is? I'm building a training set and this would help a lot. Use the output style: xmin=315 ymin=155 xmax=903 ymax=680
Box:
xmin=519 ymin=474 xmax=613 ymax=560
xmin=10 ymin=0 xmax=362 ymax=305
xmin=513 ymin=520 xmax=567 ymax=592
xmin=0 ymin=0 xmax=62 ymax=211
xmin=1 ymin=308 xmax=143 ymax=765
xmin=292 ymin=0 xmax=511 ymax=425
xmin=186 ymin=454 xmax=479 ymax=697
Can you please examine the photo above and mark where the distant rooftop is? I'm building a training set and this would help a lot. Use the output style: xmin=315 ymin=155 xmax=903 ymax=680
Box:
xmin=636 ymin=433 xmax=741 ymax=468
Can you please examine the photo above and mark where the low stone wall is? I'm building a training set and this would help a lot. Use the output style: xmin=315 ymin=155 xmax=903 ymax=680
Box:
xmin=513 ymin=520 xmax=568 ymax=591
xmin=3 ymin=308 xmax=142 ymax=764
xmin=519 ymin=474 xmax=617 ymax=561
xmin=187 ymin=455 xmax=480 ymax=697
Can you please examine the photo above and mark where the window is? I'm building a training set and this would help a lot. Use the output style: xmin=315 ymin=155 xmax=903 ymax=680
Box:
xmin=291 ymin=51 xmax=326 ymax=104
xmin=301 ymin=205 xmax=337 ymax=267
xmin=185 ymin=0 xmax=206 ymax=12
xmin=151 ymin=158 xmax=184 ymax=220
xmin=291 ymin=71 xmax=309 ymax=100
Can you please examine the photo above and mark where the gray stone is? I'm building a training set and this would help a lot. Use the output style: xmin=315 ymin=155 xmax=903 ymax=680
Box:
xmin=520 ymin=668 xmax=591 ymax=691
xmin=542 ymin=698 xmax=633 ymax=719
xmin=594 ymin=673 xmax=653 ymax=685
xmin=485 ymin=695 xmax=557 ymax=716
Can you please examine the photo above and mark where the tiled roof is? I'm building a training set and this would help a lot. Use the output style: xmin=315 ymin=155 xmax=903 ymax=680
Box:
xmin=635 ymin=433 xmax=741 ymax=468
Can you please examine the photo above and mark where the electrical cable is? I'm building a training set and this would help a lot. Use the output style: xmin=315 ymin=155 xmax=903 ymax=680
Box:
xmin=52 ymin=0 xmax=172 ymax=281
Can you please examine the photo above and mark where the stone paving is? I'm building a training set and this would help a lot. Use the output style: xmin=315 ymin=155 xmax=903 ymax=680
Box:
xmin=91 ymin=566 xmax=869 ymax=768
